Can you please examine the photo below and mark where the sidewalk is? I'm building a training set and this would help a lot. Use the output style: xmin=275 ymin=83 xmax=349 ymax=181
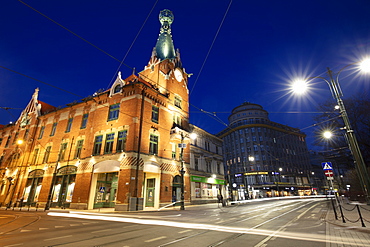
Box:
xmin=325 ymin=198 xmax=370 ymax=246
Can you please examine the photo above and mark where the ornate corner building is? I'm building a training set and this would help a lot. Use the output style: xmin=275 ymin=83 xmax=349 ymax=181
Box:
xmin=0 ymin=9 xmax=201 ymax=210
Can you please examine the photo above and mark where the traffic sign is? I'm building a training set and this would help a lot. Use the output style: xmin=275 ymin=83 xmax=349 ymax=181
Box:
xmin=322 ymin=162 xmax=333 ymax=170
xmin=324 ymin=170 xmax=334 ymax=177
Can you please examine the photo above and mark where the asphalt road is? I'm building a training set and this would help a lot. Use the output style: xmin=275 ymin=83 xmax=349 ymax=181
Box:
xmin=0 ymin=198 xmax=367 ymax=247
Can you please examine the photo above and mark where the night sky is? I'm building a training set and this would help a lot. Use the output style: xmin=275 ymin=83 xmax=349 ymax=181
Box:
xmin=1 ymin=0 xmax=370 ymax=149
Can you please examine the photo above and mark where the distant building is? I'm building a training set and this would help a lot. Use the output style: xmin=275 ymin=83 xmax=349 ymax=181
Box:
xmin=217 ymin=102 xmax=312 ymax=199
xmin=0 ymin=9 xmax=193 ymax=211
xmin=189 ymin=124 xmax=225 ymax=204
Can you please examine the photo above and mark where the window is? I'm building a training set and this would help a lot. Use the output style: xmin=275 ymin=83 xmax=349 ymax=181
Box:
xmin=104 ymin=133 xmax=115 ymax=154
xmin=173 ymin=114 xmax=181 ymax=127
xmin=116 ymin=130 xmax=127 ymax=152
xmin=59 ymin=143 xmax=68 ymax=161
xmin=0 ymin=138 xmax=2 ymax=146
xmin=171 ymin=143 xmax=176 ymax=159
xmin=151 ymin=105 xmax=159 ymax=123
xmin=43 ymin=146 xmax=51 ymax=163
xmin=24 ymin=129 xmax=29 ymax=140
xmin=206 ymin=160 xmax=211 ymax=173
xmin=31 ymin=148 xmax=39 ymax=165
xmin=93 ymin=135 xmax=103 ymax=156
xmin=80 ymin=113 xmax=89 ymax=129
xmin=114 ymin=84 xmax=121 ymax=93
xmin=66 ymin=118 xmax=73 ymax=133
xmin=174 ymin=96 xmax=182 ymax=108
xmin=74 ymin=140 xmax=84 ymax=159
xmin=149 ymin=134 xmax=158 ymax=155
xmin=108 ymin=103 xmax=120 ymax=121
xmin=194 ymin=157 xmax=199 ymax=171
xmin=50 ymin=123 xmax=57 ymax=136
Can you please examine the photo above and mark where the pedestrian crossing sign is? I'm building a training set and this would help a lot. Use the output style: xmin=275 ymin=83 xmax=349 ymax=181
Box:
xmin=322 ymin=162 xmax=333 ymax=170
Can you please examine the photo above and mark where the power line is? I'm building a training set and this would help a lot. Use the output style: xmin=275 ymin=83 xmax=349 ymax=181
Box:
xmin=189 ymin=0 xmax=233 ymax=96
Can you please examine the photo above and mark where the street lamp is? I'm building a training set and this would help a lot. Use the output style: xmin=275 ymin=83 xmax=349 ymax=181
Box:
xmin=178 ymin=131 xmax=196 ymax=210
xmin=291 ymin=59 xmax=370 ymax=203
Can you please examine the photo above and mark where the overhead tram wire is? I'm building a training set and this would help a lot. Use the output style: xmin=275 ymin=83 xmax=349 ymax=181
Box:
xmin=18 ymin=0 xmax=238 ymax=131
xmin=189 ymin=0 xmax=233 ymax=96
xmin=18 ymin=0 xmax=185 ymax=99
xmin=107 ymin=0 xmax=159 ymax=89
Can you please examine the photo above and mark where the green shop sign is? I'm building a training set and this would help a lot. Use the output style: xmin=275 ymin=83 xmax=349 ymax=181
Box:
xmin=190 ymin=175 xmax=225 ymax=185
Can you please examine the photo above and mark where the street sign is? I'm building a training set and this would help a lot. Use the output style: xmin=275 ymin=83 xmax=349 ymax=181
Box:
xmin=324 ymin=170 xmax=334 ymax=177
xmin=322 ymin=162 xmax=333 ymax=170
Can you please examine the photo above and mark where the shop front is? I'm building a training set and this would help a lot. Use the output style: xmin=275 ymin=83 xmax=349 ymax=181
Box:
xmin=22 ymin=169 xmax=44 ymax=206
xmin=51 ymin=165 xmax=77 ymax=208
xmin=190 ymin=175 xmax=225 ymax=204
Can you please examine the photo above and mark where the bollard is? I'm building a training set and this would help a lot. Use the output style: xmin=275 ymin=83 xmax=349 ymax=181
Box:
xmin=356 ymin=205 xmax=366 ymax=227
xmin=338 ymin=204 xmax=346 ymax=223
xmin=331 ymin=198 xmax=338 ymax=220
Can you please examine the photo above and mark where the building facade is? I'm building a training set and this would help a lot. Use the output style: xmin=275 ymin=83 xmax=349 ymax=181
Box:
xmin=0 ymin=9 xmax=193 ymax=211
xmin=189 ymin=124 xmax=225 ymax=204
xmin=217 ymin=102 xmax=312 ymax=200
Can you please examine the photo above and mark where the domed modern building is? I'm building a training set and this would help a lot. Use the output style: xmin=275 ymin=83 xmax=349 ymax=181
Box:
xmin=217 ymin=102 xmax=312 ymax=200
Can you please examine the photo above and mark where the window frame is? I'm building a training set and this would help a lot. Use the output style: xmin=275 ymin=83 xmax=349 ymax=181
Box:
xmin=108 ymin=103 xmax=120 ymax=121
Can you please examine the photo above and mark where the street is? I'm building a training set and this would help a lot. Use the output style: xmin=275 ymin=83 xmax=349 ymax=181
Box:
xmin=1 ymin=198 xmax=369 ymax=247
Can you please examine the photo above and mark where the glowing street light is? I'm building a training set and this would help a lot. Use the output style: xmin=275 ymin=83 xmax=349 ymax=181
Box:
xmin=291 ymin=58 xmax=370 ymax=203
xmin=323 ymin=131 xmax=333 ymax=139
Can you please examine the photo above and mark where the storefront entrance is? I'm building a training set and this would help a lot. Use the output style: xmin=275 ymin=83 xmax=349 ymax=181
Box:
xmin=51 ymin=166 xmax=76 ymax=208
xmin=93 ymin=172 xmax=118 ymax=208
xmin=172 ymin=175 xmax=182 ymax=206
xmin=145 ymin=178 xmax=155 ymax=207
xmin=23 ymin=169 xmax=44 ymax=206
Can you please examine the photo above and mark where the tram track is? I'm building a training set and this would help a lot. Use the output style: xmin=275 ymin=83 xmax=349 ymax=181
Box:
xmin=0 ymin=212 xmax=41 ymax=236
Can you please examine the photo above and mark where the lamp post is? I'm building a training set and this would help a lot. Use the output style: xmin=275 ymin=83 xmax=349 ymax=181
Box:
xmin=179 ymin=132 xmax=186 ymax=210
xmin=292 ymin=60 xmax=370 ymax=203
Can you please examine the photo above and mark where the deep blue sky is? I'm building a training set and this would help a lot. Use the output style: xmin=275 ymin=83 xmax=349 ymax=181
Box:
xmin=1 ymin=0 xmax=370 ymax=149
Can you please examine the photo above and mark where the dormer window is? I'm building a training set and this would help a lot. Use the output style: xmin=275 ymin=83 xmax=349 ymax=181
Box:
xmin=114 ymin=85 xmax=122 ymax=93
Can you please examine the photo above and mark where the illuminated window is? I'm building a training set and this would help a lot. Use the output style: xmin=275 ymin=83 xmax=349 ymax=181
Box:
xmin=31 ymin=148 xmax=39 ymax=165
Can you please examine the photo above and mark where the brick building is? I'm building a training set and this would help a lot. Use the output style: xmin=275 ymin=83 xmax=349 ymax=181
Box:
xmin=0 ymin=9 xmax=193 ymax=210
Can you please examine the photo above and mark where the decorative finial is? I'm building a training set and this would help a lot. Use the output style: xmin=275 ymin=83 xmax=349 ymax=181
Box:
xmin=159 ymin=9 xmax=174 ymax=34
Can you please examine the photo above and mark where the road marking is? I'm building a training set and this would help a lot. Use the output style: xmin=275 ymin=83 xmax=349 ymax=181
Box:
xmin=178 ymin=230 xmax=192 ymax=233
xmin=70 ymin=224 xmax=80 ymax=226
xmin=39 ymin=228 xmax=48 ymax=230
xmin=145 ymin=236 xmax=167 ymax=242
xmin=91 ymin=229 xmax=112 ymax=233
xmin=55 ymin=226 xmax=65 ymax=228
xmin=44 ymin=235 xmax=72 ymax=241
xmin=20 ymin=230 xmax=32 ymax=232
xmin=4 ymin=243 xmax=23 ymax=247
